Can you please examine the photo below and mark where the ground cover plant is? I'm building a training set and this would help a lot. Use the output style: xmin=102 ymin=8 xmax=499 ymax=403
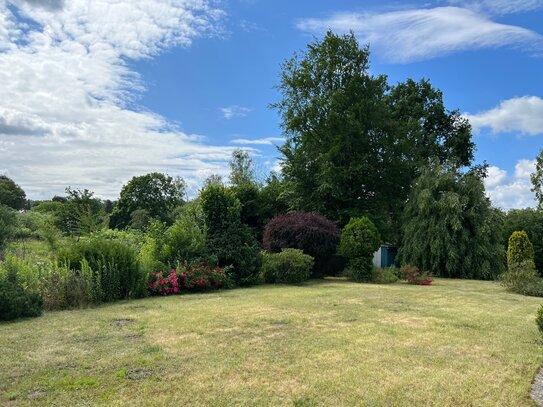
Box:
xmin=0 ymin=279 xmax=542 ymax=406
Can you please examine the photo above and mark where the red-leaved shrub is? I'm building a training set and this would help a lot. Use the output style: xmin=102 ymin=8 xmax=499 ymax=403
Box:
xmin=262 ymin=212 xmax=340 ymax=276
xmin=402 ymin=265 xmax=433 ymax=285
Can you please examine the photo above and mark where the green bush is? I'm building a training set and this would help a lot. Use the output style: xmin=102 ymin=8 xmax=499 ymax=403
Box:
xmin=536 ymin=305 xmax=543 ymax=333
xmin=38 ymin=260 xmax=96 ymax=310
xmin=58 ymin=237 xmax=146 ymax=302
xmin=0 ymin=261 xmax=42 ymax=321
xmin=0 ymin=204 xmax=16 ymax=251
xmin=500 ymin=260 xmax=543 ymax=297
xmin=261 ymin=249 xmax=314 ymax=284
xmin=339 ymin=217 xmax=381 ymax=282
xmin=507 ymin=231 xmax=535 ymax=270
xmin=370 ymin=266 xmax=399 ymax=284
xmin=345 ymin=257 xmax=374 ymax=282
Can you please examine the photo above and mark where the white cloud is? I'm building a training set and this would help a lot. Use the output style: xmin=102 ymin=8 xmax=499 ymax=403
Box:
xmin=0 ymin=0 xmax=235 ymax=200
xmin=465 ymin=96 xmax=543 ymax=136
xmin=484 ymin=161 xmax=536 ymax=209
xmin=297 ymin=6 xmax=543 ymax=63
xmin=230 ymin=137 xmax=284 ymax=145
xmin=220 ymin=105 xmax=252 ymax=119
xmin=447 ymin=0 xmax=543 ymax=15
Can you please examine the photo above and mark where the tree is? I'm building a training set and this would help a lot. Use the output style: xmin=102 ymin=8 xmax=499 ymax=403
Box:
xmin=57 ymin=188 xmax=107 ymax=236
xmin=272 ymin=31 xmax=474 ymax=242
xmin=504 ymin=209 xmax=543 ymax=274
xmin=110 ymin=173 xmax=186 ymax=229
xmin=0 ymin=175 xmax=26 ymax=210
xmin=507 ymin=231 xmax=535 ymax=270
xmin=399 ymin=162 xmax=505 ymax=279
xmin=228 ymin=149 xmax=262 ymax=235
xmin=229 ymin=148 xmax=257 ymax=186
xmin=532 ymin=149 xmax=543 ymax=209
xmin=200 ymin=183 xmax=261 ymax=285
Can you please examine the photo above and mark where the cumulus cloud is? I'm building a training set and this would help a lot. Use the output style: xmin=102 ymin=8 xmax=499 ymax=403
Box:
xmin=465 ymin=96 xmax=543 ymax=136
xmin=230 ymin=137 xmax=284 ymax=145
xmin=297 ymin=6 xmax=543 ymax=63
xmin=220 ymin=105 xmax=252 ymax=120
xmin=484 ymin=161 xmax=537 ymax=209
xmin=0 ymin=0 xmax=233 ymax=199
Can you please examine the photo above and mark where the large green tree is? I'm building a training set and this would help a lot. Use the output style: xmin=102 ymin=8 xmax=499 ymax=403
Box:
xmin=110 ymin=173 xmax=186 ymax=229
xmin=399 ymin=162 xmax=505 ymax=279
xmin=0 ymin=176 xmax=26 ymax=210
xmin=272 ymin=31 xmax=474 ymax=241
xmin=532 ymin=149 xmax=543 ymax=209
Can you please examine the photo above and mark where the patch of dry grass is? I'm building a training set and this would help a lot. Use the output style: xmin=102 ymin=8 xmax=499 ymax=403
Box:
xmin=1 ymin=278 xmax=542 ymax=406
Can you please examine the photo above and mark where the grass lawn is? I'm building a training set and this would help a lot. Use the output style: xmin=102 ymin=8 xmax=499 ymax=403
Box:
xmin=1 ymin=278 xmax=542 ymax=406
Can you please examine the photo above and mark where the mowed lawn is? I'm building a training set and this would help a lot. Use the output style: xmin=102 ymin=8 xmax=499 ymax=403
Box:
xmin=1 ymin=279 xmax=542 ymax=406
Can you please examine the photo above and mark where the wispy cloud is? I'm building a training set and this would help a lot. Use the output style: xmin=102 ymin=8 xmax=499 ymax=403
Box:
xmin=485 ymin=161 xmax=536 ymax=209
xmin=230 ymin=137 xmax=284 ymax=145
xmin=447 ymin=0 xmax=543 ymax=15
xmin=297 ymin=6 xmax=543 ymax=63
xmin=465 ymin=96 xmax=543 ymax=136
xmin=220 ymin=105 xmax=252 ymax=119
xmin=0 ymin=0 xmax=234 ymax=199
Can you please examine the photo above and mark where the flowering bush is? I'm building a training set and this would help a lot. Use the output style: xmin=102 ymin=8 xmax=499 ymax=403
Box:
xmin=147 ymin=261 xmax=231 ymax=296
xmin=402 ymin=265 xmax=432 ymax=286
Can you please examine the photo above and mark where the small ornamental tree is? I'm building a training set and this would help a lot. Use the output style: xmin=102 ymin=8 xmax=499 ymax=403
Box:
xmin=262 ymin=211 xmax=340 ymax=276
xmin=339 ymin=217 xmax=381 ymax=282
xmin=507 ymin=231 xmax=535 ymax=270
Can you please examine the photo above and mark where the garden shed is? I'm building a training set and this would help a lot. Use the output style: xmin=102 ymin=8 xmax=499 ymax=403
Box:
xmin=373 ymin=244 xmax=398 ymax=269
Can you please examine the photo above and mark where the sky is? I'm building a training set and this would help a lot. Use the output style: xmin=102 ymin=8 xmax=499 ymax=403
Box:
xmin=0 ymin=0 xmax=542 ymax=209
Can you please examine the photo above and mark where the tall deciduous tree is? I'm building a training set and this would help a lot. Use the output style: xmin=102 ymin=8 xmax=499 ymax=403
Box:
xmin=399 ymin=162 xmax=505 ymax=279
xmin=272 ymin=31 xmax=474 ymax=241
xmin=110 ymin=173 xmax=186 ymax=229
xmin=532 ymin=149 xmax=543 ymax=209
xmin=0 ymin=176 xmax=26 ymax=210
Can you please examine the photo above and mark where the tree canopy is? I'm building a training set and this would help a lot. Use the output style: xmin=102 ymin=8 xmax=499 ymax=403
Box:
xmin=399 ymin=162 xmax=504 ymax=279
xmin=110 ymin=173 xmax=186 ymax=229
xmin=0 ymin=176 xmax=26 ymax=210
xmin=272 ymin=31 xmax=474 ymax=241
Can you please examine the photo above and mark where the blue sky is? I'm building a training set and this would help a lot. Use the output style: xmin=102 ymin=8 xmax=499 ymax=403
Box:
xmin=0 ymin=0 xmax=542 ymax=208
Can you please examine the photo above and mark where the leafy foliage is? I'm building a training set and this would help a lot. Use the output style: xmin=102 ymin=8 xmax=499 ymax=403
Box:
xmin=110 ymin=173 xmax=186 ymax=229
xmin=272 ymin=31 xmax=474 ymax=241
xmin=338 ymin=217 xmax=381 ymax=282
xmin=399 ymin=162 xmax=505 ymax=279
xmin=370 ymin=266 xmax=399 ymax=284
xmin=0 ymin=175 xmax=26 ymax=210
xmin=263 ymin=211 xmax=340 ymax=276
xmin=507 ymin=231 xmax=535 ymax=270
xmin=0 ymin=204 xmax=16 ymax=250
xmin=537 ymin=305 xmax=543 ymax=333
xmin=401 ymin=265 xmax=433 ymax=285
xmin=345 ymin=257 xmax=374 ymax=283
xmin=56 ymin=188 xmax=107 ymax=236
xmin=532 ymin=149 xmax=543 ymax=210
xmin=338 ymin=217 xmax=381 ymax=259
xmin=261 ymin=249 xmax=314 ymax=284
xmin=500 ymin=260 xmax=543 ymax=297
xmin=0 ymin=259 xmax=42 ymax=321
xmin=58 ymin=237 xmax=146 ymax=302
xmin=200 ymin=183 xmax=261 ymax=285
xmin=504 ymin=209 xmax=543 ymax=274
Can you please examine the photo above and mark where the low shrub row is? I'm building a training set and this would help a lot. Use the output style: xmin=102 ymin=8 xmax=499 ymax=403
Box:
xmin=147 ymin=262 xmax=232 ymax=295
